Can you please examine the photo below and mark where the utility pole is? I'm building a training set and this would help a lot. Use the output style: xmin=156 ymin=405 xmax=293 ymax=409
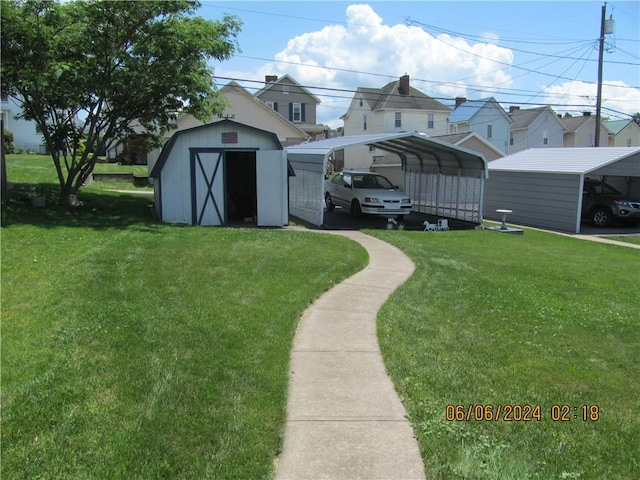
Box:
xmin=594 ymin=2 xmax=609 ymax=147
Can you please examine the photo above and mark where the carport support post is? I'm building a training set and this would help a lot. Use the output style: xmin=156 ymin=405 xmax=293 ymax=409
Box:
xmin=455 ymin=168 xmax=462 ymax=219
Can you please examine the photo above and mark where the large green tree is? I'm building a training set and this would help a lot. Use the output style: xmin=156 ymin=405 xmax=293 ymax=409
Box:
xmin=1 ymin=0 xmax=241 ymax=203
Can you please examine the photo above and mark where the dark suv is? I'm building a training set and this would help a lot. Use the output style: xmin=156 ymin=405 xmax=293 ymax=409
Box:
xmin=582 ymin=179 xmax=640 ymax=227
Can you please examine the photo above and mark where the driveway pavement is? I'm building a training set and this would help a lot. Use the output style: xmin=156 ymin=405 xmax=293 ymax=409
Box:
xmin=275 ymin=230 xmax=425 ymax=480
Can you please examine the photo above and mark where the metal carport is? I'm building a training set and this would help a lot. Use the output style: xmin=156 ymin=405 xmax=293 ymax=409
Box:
xmin=286 ymin=132 xmax=488 ymax=226
xmin=484 ymin=147 xmax=640 ymax=233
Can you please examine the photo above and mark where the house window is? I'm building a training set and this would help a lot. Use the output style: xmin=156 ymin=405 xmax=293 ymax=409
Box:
xmin=510 ymin=134 xmax=514 ymax=146
xmin=627 ymin=139 xmax=632 ymax=147
xmin=265 ymin=101 xmax=274 ymax=110
xmin=363 ymin=115 xmax=367 ymax=131
xmin=588 ymin=134 xmax=595 ymax=147
xmin=395 ymin=112 xmax=402 ymax=128
xmin=290 ymin=102 xmax=304 ymax=123
xmin=427 ymin=113 xmax=434 ymax=129
xmin=282 ymin=85 xmax=289 ymax=94
xmin=359 ymin=97 xmax=363 ymax=107
xmin=369 ymin=146 xmax=376 ymax=152
xmin=451 ymin=124 xmax=458 ymax=134
xmin=543 ymin=129 xmax=548 ymax=145
xmin=487 ymin=124 xmax=493 ymax=139
xmin=292 ymin=103 xmax=301 ymax=122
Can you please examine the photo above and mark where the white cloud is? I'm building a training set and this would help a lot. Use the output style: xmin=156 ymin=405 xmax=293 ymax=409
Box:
xmin=238 ymin=4 xmax=516 ymax=128
xmin=542 ymin=80 xmax=640 ymax=119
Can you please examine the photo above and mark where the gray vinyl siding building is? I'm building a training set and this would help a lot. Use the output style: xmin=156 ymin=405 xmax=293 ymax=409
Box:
xmin=484 ymin=147 xmax=640 ymax=233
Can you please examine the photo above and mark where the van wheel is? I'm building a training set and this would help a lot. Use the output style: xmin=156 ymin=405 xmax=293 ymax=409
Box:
xmin=592 ymin=207 xmax=612 ymax=227
xmin=351 ymin=200 xmax=363 ymax=217
xmin=325 ymin=193 xmax=335 ymax=211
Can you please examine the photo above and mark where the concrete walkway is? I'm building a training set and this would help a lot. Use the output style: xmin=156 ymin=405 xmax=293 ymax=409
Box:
xmin=275 ymin=231 xmax=425 ymax=480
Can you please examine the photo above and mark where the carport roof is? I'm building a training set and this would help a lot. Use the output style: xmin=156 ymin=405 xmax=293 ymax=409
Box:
xmin=286 ymin=132 xmax=487 ymax=176
xmin=488 ymin=147 xmax=640 ymax=174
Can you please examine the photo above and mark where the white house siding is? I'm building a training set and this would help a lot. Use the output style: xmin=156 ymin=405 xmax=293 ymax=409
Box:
xmin=469 ymin=104 xmax=510 ymax=154
xmin=510 ymin=112 xmax=564 ymax=154
xmin=563 ymin=119 xmax=608 ymax=148
xmin=483 ymin=172 xmax=582 ymax=232
xmin=1 ymin=97 xmax=46 ymax=153
xmin=342 ymin=109 xmax=449 ymax=170
xmin=612 ymin=123 xmax=640 ymax=147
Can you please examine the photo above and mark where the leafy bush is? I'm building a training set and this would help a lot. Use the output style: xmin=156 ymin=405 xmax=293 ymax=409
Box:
xmin=3 ymin=128 xmax=15 ymax=154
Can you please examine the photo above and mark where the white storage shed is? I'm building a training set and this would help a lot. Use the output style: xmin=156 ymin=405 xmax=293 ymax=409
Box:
xmin=149 ymin=119 xmax=289 ymax=227
xmin=484 ymin=147 xmax=640 ymax=233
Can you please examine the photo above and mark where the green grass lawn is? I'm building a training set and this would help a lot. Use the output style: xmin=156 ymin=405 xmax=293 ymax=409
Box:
xmin=1 ymin=154 xmax=368 ymax=478
xmin=3 ymin=154 xmax=638 ymax=478
xmin=371 ymin=228 xmax=639 ymax=479
xmin=603 ymin=235 xmax=640 ymax=245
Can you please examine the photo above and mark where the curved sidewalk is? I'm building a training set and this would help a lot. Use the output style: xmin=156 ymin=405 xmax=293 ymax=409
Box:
xmin=275 ymin=231 xmax=425 ymax=480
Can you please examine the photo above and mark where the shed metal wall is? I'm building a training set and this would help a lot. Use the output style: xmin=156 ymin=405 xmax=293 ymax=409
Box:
xmin=288 ymin=153 xmax=326 ymax=226
xmin=483 ymin=172 xmax=581 ymax=232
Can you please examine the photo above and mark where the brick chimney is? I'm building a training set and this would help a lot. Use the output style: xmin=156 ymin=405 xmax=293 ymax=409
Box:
xmin=265 ymin=75 xmax=278 ymax=85
xmin=509 ymin=106 xmax=520 ymax=113
xmin=398 ymin=75 xmax=410 ymax=95
xmin=455 ymin=97 xmax=467 ymax=108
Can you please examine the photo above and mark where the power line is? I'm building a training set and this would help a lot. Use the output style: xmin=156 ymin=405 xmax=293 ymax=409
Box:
xmin=214 ymin=75 xmax=637 ymax=121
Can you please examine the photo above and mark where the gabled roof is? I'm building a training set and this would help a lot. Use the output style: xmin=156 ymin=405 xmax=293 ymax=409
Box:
xmin=433 ymin=131 xmax=506 ymax=158
xmin=509 ymin=106 xmax=565 ymax=131
xmin=253 ymin=74 xmax=321 ymax=104
xmin=487 ymin=147 xmax=639 ymax=174
xmin=561 ymin=115 xmax=608 ymax=134
xmin=355 ymin=80 xmax=451 ymax=112
xmin=603 ymin=119 xmax=634 ymax=136
xmin=450 ymin=97 xmax=512 ymax=124
xmin=220 ymin=81 xmax=309 ymax=139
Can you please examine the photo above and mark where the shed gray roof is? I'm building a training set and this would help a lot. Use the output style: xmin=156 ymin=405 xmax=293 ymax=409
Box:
xmin=149 ymin=119 xmax=283 ymax=178
xmin=487 ymin=147 xmax=640 ymax=174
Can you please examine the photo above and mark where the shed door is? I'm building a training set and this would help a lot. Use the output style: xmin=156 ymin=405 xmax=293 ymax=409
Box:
xmin=256 ymin=150 xmax=288 ymax=226
xmin=192 ymin=151 xmax=225 ymax=226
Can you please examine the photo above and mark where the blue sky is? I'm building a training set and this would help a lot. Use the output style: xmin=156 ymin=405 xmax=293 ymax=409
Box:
xmin=199 ymin=1 xmax=640 ymax=128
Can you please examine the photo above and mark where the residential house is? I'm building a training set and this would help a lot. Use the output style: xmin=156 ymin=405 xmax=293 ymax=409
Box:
xmin=370 ymin=131 xmax=503 ymax=188
xmin=146 ymin=81 xmax=309 ymax=175
xmin=508 ymin=106 xmax=565 ymax=154
xmin=603 ymin=119 xmax=640 ymax=147
xmin=561 ymin=112 xmax=609 ymax=148
xmin=340 ymin=75 xmax=451 ymax=170
xmin=449 ymin=97 xmax=512 ymax=154
xmin=253 ymin=74 xmax=329 ymax=141
xmin=1 ymin=95 xmax=46 ymax=153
